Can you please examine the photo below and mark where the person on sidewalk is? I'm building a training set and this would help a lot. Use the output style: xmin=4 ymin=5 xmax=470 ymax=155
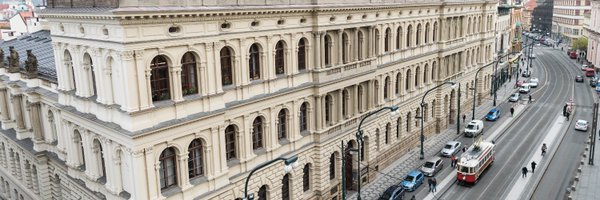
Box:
xmin=432 ymin=178 xmax=437 ymax=193
xmin=522 ymin=167 xmax=528 ymax=178
xmin=451 ymin=155 xmax=456 ymax=168
xmin=462 ymin=114 xmax=466 ymax=124
xmin=531 ymin=161 xmax=537 ymax=173
xmin=566 ymin=111 xmax=570 ymax=121
xmin=510 ymin=107 xmax=515 ymax=117
xmin=541 ymin=143 xmax=547 ymax=156
xmin=528 ymin=95 xmax=532 ymax=103
xmin=427 ymin=178 xmax=433 ymax=192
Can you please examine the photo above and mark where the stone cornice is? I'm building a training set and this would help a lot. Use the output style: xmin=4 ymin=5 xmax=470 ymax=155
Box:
xmin=39 ymin=1 xmax=489 ymax=22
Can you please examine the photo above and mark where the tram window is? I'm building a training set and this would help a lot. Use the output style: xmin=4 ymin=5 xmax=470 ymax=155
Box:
xmin=460 ymin=166 xmax=469 ymax=173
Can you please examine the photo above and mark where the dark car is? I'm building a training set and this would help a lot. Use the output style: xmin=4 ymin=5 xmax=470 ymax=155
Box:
xmin=485 ymin=108 xmax=501 ymax=121
xmin=591 ymin=79 xmax=597 ymax=87
xmin=576 ymin=75 xmax=584 ymax=82
xmin=379 ymin=185 xmax=405 ymax=200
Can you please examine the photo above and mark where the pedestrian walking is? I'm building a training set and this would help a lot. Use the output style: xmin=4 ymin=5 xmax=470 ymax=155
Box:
xmin=541 ymin=143 xmax=547 ymax=156
xmin=531 ymin=161 xmax=537 ymax=173
xmin=462 ymin=114 xmax=466 ymax=124
xmin=510 ymin=107 xmax=515 ymax=117
xmin=566 ymin=111 xmax=570 ymax=121
xmin=451 ymin=155 xmax=456 ymax=168
xmin=522 ymin=167 xmax=528 ymax=178
xmin=432 ymin=178 xmax=437 ymax=192
xmin=462 ymin=146 xmax=467 ymax=153
xmin=528 ymin=95 xmax=532 ymax=103
xmin=427 ymin=178 xmax=433 ymax=192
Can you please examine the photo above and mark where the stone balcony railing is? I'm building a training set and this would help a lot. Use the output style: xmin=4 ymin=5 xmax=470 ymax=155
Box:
xmin=313 ymin=58 xmax=376 ymax=84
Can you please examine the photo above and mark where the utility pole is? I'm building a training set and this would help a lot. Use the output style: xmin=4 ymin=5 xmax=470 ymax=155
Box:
xmin=457 ymin=83 xmax=461 ymax=134
xmin=590 ymin=103 xmax=597 ymax=165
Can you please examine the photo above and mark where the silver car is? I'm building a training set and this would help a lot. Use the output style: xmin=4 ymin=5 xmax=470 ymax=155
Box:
xmin=440 ymin=141 xmax=462 ymax=157
xmin=420 ymin=157 xmax=444 ymax=177
xmin=509 ymin=93 xmax=520 ymax=102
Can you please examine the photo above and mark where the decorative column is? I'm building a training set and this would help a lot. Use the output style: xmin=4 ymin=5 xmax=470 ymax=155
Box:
xmin=315 ymin=95 xmax=323 ymax=130
xmin=178 ymin=152 xmax=191 ymax=189
xmin=11 ymin=94 xmax=26 ymax=131
xmin=102 ymin=64 xmax=114 ymax=105
xmin=314 ymin=32 xmax=322 ymax=69
xmin=353 ymin=85 xmax=359 ymax=115
xmin=203 ymin=43 xmax=215 ymax=95
xmin=0 ymin=88 xmax=9 ymax=122
xmin=118 ymin=51 xmax=140 ymax=112
xmin=171 ymin=65 xmax=184 ymax=102
xmin=134 ymin=50 xmax=152 ymax=109
xmin=27 ymin=101 xmax=44 ymax=145
xmin=337 ymin=29 xmax=344 ymax=65
xmin=337 ymin=90 xmax=343 ymax=123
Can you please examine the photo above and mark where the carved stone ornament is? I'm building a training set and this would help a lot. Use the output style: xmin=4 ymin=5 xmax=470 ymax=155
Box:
xmin=24 ymin=50 xmax=38 ymax=78
xmin=7 ymin=46 xmax=20 ymax=73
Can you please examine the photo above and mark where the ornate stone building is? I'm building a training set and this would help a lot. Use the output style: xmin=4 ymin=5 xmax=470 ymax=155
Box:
xmin=0 ymin=0 xmax=497 ymax=199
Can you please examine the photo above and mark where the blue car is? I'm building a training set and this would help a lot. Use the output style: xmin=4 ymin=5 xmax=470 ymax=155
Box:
xmin=485 ymin=108 xmax=501 ymax=121
xmin=400 ymin=170 xmax=424 ymax=192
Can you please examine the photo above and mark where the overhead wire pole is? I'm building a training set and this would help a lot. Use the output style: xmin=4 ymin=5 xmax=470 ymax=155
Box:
xmin=590 ymin=103 xmax=597 ymax=165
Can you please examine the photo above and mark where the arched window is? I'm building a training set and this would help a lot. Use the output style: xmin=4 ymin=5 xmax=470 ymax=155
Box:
xmin=258 ymin=185 xmax=268 ymax=199
xmin=324 ymin=35 xmax=332 ymax=66
xmin=406 ymin=25 xmax=413 ymax=48
xmin=396 ymin=73 xmax=401 ymax=95
xmin=64 ymin=50 xmax=76 ymax=91
xmin=73 ymin=130 xmax=85 ymax=167
xmin=342 ymin=90 xmax=349 ymax=118
xmin=275 ymin=41 xmax=286 ymax=75
xmin=297 ymin=38 xmax=307 ymax=71
xmin=83 ymin=53 xmax=96 ymax=97
xmin=375 ymin=29 xmax=380 ymax=55
xmin=150 ymin=56 xmax=171 ymax=101
xmin=425 ymin=23 xmax=431 ymax=43
xmin=252 ymin=117 xmax=264 ymax=149
xmin=299 ymin=103 xmax=308 ymax=132
xmin=424 ymin=64 xmax=429 ymax=84
xmin=385 ymin=123 xmax=391 ymax=144
xmin=181 ymin=52 xmax=198 ymax=95
xmin=282 ymin=174 xmax=290 ymax=200
xmin=396 ymin=26 xmax=402 ymax=49
xmin=358 ymin=31 xmax=364 ymax=60
xmin=415 ymin=67 xmax=421 ymax=87
xmin=188 ymin=139 xmax=204 ymax=179
xmin=432 ymin=62 xmax=437 ymax=81
xmin=384 ymin=28 xmax=391 ymax=52
xmin=406 ymin=112 xmax=412 ymax=132
xmin=277 ymin=110 xmax=287 ymax=140
xmin=384 ymin=76 xmax=390 ymax=99
xmin=303 ymin=164 xmax=311 ymax=192
xmin=159 ymin=147 xmax=177 ymax=190
xmin=325 ymin=95 xmax=333 ymax=125
xmin=342 ymin=32 xmax=349 ymax=63
xmin=329 ymin=153 xmax=336 ymax=180
xmin=220 ymin=47 xmax=234 ymax=86
xmin=433 ymin=22 xmax=438 ymax=42
xmin=225 ymin=125 xmax=237 ymax=160
xmin=396 ymin=117 xmax=402 ymax=139
xmin=92 ymin=139 xmax=105 ymax=179
xmin=405 ymin=69 xmax=412 ymax=91
xmin=249 ymin=44 xmax=261 ymax=80
xmin=47 ymin=111 xmax=57 ymax=142
xmin=416 ymin=24 xmax=422 ymax=46
xmin=375 ymin=129 xmax=380 ymax=150
xmin=373 ymin=80 xmax=379 ymax=105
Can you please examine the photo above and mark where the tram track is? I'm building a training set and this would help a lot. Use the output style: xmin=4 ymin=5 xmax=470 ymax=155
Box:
xmin=434 ymin=47 xmax=575 ymax=200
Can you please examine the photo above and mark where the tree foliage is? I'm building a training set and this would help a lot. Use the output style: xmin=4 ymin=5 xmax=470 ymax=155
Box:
xmin=572 ymin=38 xmax=588 ymax=51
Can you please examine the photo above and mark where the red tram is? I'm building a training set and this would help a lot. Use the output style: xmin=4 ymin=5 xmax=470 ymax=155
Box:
xmin=456 ymin=140 xmax=495 ymax=184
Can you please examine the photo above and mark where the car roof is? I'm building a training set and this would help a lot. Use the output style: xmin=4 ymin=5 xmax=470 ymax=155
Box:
xmin=446 ymin=141 xmax=460 ymax=145
xmin=489 ymin=108 xmax=499 ymax=112
xmin=577 ymin=120 xmax=588 ymax=123
xmin=426 ymin=157 xmax=442 ymax=162
xmin=469 ymin=120 xmax=483 ymax=124
xmin=407 ymin=170 xmax=422 ymax=176
xmin=383 ymin=185 xmax=401 ymax=193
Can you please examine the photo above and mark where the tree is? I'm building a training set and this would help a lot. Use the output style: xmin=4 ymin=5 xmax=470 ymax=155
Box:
xmin=572 ymin=37 xmax=588 ymax=51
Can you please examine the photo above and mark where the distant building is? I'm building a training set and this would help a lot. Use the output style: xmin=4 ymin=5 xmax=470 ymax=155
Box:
xmin=552 ymin=0 xmax=592 ymax=43
xmin=1 ymin=11 xmax=43 ymax=40
xmin=532 ymin=0 xmax=554 ymax=34
xmin=523 ymin=0 xmax=538 ymax=31
xmin=585 ymin=0 xmax=599 ymax=67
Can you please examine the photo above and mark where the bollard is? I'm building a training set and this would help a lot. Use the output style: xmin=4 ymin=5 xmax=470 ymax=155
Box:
xmin=578 ymin=166 xmax=582 ymax=172
xmin=574 ymin=176 xmax=579 ymax=181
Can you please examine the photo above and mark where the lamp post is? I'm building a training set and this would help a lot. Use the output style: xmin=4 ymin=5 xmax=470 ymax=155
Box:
xmin=420 ymin=81 xmax=456 ymax=160
xmin=356 ymin=106 xmax=399 ymax=200
xmin=243 ymin=156 xmax=299 ymax=200
xmin=456 ymin=83 xmax=461 ymax=135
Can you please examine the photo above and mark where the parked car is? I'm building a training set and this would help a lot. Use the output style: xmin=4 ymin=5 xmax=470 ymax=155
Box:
xmin=379 ymin=185 xmax=405 ymax=200
xmin=464 ymin=120 xmax=484 ymax=137
xmin=575 ymin=120 xmax=589 ymax=131
xmin=485 ymin=108 xmax=501 ymax=121
xmin=570 ymin=51 xmax=578 ymax=59
xmin=420 ymin=157 xmax=444 ymax=177
xmin=400 ymin=171 xmax=425 ymax=192
xmin=582 ymin=65 xmax=589 ymax=71
xmin=519 ymin=84 xmax=531 ymax=93
xmin=585 ymin=68 xmax=595 ymax=77
xmin=509 ymin=93 xmax=521 ymax=102
xmin=529 ymin=77 xmax=539 ymax=88
xmin=576 ymin=75 xmax=584 ymax=82
xmin=440 ymin=141 xmax=462 ymax=157
xmin=590 ymin=79 xmax=597 ymax=87
xmin=516 ymin=80 xmax=525 ymax=87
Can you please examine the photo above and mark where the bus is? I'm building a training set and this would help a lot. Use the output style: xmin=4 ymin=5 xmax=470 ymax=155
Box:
xmin=456 ymin=140 xmax=495 ymax=184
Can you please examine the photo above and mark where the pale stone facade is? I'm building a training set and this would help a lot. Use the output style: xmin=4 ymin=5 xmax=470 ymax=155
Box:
xmin=585 ymin=0 xmax=600 ymax=67
xmin=0 ymin=0 xmax=497 ymax=200
xmin=552 ymin=0 xmax=592 ymax=43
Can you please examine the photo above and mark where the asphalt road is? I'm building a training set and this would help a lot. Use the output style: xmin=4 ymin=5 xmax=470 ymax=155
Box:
xmin=408 ymin=45 xmax=590 ymax=199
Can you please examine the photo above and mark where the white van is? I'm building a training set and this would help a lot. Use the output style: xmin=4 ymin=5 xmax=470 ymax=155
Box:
xmin=464 ymin=120 xmax=484 ymax=137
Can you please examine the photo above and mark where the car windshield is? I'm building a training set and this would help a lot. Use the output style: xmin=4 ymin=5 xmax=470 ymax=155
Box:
xmin=511 ymin=94 xmax=518 ymax=97
xmin=466 ymin=124 xmax=475 ymax=129
xmin=577 ymin=121 xmax=586 ymax=126
xmin=404 ymin=176 xmax=414 ymax=182
xmin=424 ymin=162 xmax=434 ymax=168
xmin=488 ymin=111 xmax=495 ymax=116
xmin=444 ymin=144 xmax=452 ymax=149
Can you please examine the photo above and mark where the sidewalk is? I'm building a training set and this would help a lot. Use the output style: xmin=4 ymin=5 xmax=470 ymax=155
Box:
xmin=349 ymin=80 xmax=523 ymax=200
xmin=570 ymin=134 xmax=600 ymax=200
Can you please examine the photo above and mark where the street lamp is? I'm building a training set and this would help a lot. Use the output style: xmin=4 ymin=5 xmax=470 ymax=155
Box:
xmin=243 ymin=156 xmax=299 ymax=200
xmin=420 ymin=81 xmax=456 ymax=160
xmin=355 ymin=106 xmax=399 ymax=200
